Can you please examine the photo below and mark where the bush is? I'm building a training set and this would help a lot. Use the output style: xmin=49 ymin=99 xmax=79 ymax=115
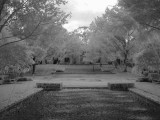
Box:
xmin=131 ymin=66 xmax=142 ymax=76
xmin=136 ymin=77 xmax=151 ymax=82
xmin=16 ymin=77 xmax=32 ymax=82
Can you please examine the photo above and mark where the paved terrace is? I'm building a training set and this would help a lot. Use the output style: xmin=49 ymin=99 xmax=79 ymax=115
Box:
xmin=0 ymin=73 xmax=160 ymax=112
xmin=0 ymin=80 xmax=42 ymax=112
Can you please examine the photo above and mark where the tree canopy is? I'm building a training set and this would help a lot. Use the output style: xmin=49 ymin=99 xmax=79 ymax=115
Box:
xmin=118 ymin=0 xmax=160 ymax=31
xmin=1 ymin=0 xmax=160 ymax=74
xmin=0 ymin=0 xmax=69 ymax=47
xmin=0 ymin=0 xmax=69 ymax=73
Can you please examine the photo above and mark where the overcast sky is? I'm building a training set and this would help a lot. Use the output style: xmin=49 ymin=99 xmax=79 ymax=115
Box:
xmin=62 ymin=0 xmax=117 ymax=32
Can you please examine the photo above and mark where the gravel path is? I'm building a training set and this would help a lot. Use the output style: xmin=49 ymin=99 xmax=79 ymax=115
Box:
xmin=0 ymin=89 xmax=160 ymax=120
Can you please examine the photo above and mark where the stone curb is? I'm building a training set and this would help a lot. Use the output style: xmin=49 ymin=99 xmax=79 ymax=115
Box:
xmin=0 ymin=88 xmax=42 ymax=115
xmin=54 ymin=72 xmax=116 ymax=74
xmin=129 ymin=88 xmax=160 ymax=106
xmin=63 ymin=87 xmax=108 ymax=89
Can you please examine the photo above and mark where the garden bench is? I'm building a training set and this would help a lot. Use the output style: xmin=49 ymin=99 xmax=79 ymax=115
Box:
xmin=0 ymin=75 xmax=8 ymax=84
xmin=0 ymin=72 xmax=19 ymax=84
xmin=51 ymin=70 xmax=57 ymax=74
xmin=0 ymin=74 xmax=16 ymax=84
xmin=0 ymin=74 xmax=9 ymax=79
xmin=101 ymin=65 xmax=115 ymax=72
xmin=148 ymin=73 xmax=160 ymax=83
xmin=55 ymin=67 xmax=65 ymax=72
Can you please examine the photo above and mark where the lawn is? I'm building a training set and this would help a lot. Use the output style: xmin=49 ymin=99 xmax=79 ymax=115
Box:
xmin=1 ymin=89 xmax=160 ymax=120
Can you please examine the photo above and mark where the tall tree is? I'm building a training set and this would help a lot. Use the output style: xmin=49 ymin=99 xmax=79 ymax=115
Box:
xmin=64 ymin=33 xmax=83 ymax=64
xmin=118 ymin=0 xmax=160 ymax=73
xmin=0 ymin=0 xmax=69 ymax=47
xmin=89 ymin=7 xmax=137 ymax=71
xmin=44 ymin=27 xmax=69 ymax=63
xmin=118 ymin=0 xmax=160 ymax=31
xmin=0 ymin=0 xmax=69 ymax=73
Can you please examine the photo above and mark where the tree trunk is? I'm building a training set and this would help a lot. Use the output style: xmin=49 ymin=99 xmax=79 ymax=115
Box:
xmin=32 ymin=64 xmax=36 ymax=74
xmin=124 ymin=64 xmax=127 ymax=72
xmin=93 ymin=64 xmax=95 ymax=72
xmin=32 ymin=56 xmax=36 ymax=74
xmin=123 ymin=53 xmax=128 ymax=72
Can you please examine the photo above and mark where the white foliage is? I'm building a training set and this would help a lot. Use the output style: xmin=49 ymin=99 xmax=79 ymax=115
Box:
xmin=0 ymin=27 xmax=33 ymax=73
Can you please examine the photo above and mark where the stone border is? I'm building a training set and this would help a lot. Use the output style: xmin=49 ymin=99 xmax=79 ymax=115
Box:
xmin=54 ymin=72 xmax=116 ymax=74
xmin=36 ymin=83 xmax=62 ymax=91
xmin=108 ymin=83 xmax=135 ymax=91
xmin=129 ymin=88 xmax=160 ymax=106
xmin=63 ymin=87 xmax=108 ymax=89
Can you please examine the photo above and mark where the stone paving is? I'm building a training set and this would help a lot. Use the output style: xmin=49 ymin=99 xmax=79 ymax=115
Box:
xmin=0 ymin=80 xmax=42 ymax=112
xmin=135 ymin=82 xmax=160 ymax=97
xmin=34 ymin=73 xmax=136 ymax=88
xmin=132 ymin=82 xmax=160 ymax=105
xmin=0 ymin=73 xmax=160 ymax=113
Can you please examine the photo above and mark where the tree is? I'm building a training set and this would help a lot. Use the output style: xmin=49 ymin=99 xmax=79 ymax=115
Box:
xmin=134 ymin=42 xmax=160 ymax=71
xmin=28 ymin=45 xmax=46 ymax=74
xmin=118 ymin=0 xmax=160 ymax=73
xmin=0 ymin=0 xmax=69 ymax=73
xmin=133 ymin=30 xmax=160 ymax=72
xmin=44 ymin=27 xmax=69 ymax=63
xmin=73 ymin=26 xmax=90 ymax=44
xmin=0 ymin=0 xmax=69 ymax=47
xmin=0 ymin=27 xmax=33 ymax=74
xmin=64 ymin=33 xmax=83 ymax=64
xmin=88 ymin=23 xmax=114 ymax=64
xmin=118 ymin=0 xmax=160 ymax=31
xmin=89 ymin=7 xmax=138 ymax=71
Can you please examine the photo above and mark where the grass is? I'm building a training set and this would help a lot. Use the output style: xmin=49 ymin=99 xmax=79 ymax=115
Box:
xmin=1 ymin=89 xmax=160 ymax=120
xmin=0 ymin=65 xmax=150 ymax=120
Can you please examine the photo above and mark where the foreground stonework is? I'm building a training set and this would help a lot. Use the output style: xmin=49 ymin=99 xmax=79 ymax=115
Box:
xmin=36 ymin=83 xmax=62 ymax=90
xmin=108 ymin=82 xmax=135 ymax=91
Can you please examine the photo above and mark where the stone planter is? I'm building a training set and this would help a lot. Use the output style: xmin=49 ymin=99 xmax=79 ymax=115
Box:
xmin=108 ymin=83 xmax=135 ymax=91
xmin=16 ymin=77 xmax=33 ymax=82
xmin=36 ymin=83 xmax=62 ymax=91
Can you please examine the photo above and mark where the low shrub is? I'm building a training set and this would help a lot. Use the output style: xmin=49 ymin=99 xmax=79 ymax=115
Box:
xmin=16 ymin=77 xmax=33 ymax=82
